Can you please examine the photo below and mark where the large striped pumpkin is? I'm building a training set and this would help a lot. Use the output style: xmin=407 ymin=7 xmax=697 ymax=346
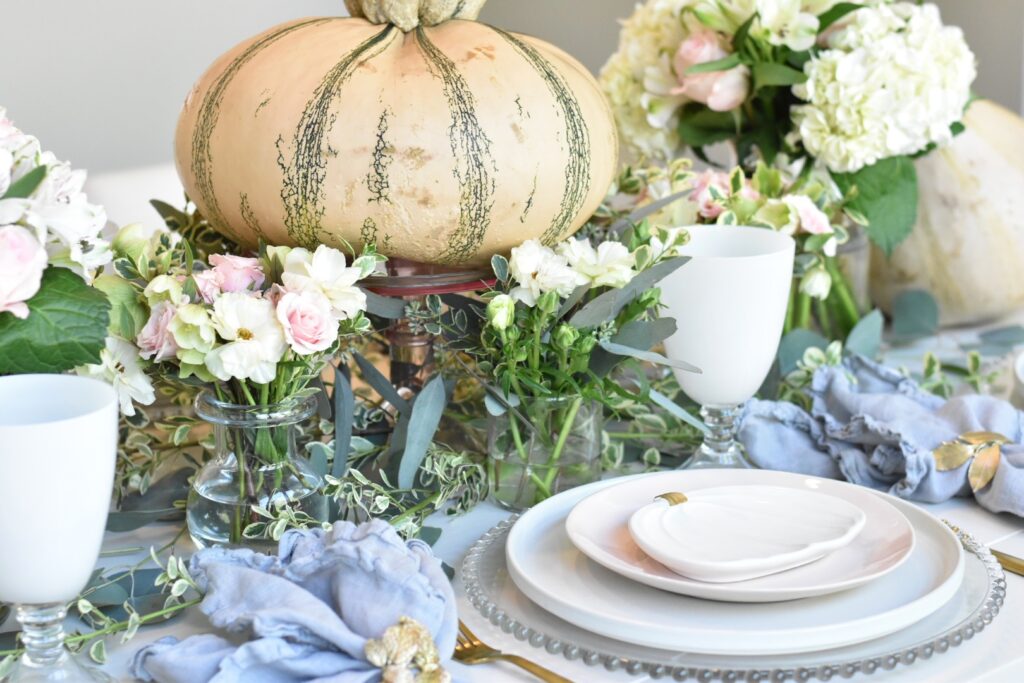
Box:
xmin=174 ymin=0 xmax=618 ymax=266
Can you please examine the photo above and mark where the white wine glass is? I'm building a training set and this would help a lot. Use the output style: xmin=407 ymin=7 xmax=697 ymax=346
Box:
xmin=661 ymin=226 xmax=795 ymax=469
xmin=0 ymin=375 xmax=118 ymax=682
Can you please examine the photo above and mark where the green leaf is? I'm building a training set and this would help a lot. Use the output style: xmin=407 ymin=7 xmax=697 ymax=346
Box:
xmin=417 ymin=526 xmax=442 ymax=546
xmin=732 ymin=13 xmax=758 ymax=52
xmin=752 ymin=62 xmax=807 ymax=89
xmin=832 ymin=157 xmax=918 ymax=256
xmin=398 ymin=375 xmax=447 ymax=489
xmin=819 ymin=2 xmax=864 ymax=32
xmin=0 ymin=267 xmax=111 ymax=374
xmin=491 ymin=254 xmax=510 ymax=283
xmin=978 ymin=325 xmax=1024 ymax=348
xmin=362 ymin=289 xmax=407 ymax=319
xmin=844 ymin=309 xmax=883 ymax=359
xmin=149 ymin=199 xmax=189 ymax=228
xmin=93 ymin=274 xmax=146 ymax=339
xmin=2 ymin=165 xmax=48 ymax=199
xmin=598 ymin=340 xmax=701 ymax=374
xmin=353 ymin=351 xmax=410 ymax=414
xmin=678 ymin=105 xmax=740 ymax=148
xmin=778 ymin=329 xmax=828 ymax=374
xmin=890 ymin=289 xmax=939 ymax=343
xmin=648 ymin=389 xmax=708 ymax=434
xmin=332 ymin=368 xmax=355 ymax=477
xmin=589 ymin=318 xmax=678 ymax=377
xmin=685 ymin=53 xmax=742 ymax=75
xmin=569 ymin=256 xmax=690 ymax=328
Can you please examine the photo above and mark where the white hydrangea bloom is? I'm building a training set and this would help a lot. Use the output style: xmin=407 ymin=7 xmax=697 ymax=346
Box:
xmin=599 ymin=0 xmax=694 ymax=161
xmin=792 ymin=2 xmax=976 ymax=173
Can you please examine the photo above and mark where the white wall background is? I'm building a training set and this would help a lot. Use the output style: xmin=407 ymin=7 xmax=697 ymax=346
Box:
xmin=1 ymin=0 xmax=1021 ymax=174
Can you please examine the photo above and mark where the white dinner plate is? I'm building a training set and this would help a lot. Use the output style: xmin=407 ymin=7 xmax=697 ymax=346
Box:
xmin=569 ymin=471 xmax=913 ymax=600
xmin=627 ymin=485 xmax=867 ymax=582
xmin=507 ymin=471 xmax=964 ymax=656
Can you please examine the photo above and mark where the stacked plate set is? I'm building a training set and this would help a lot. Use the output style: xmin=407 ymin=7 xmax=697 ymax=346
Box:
xmin=461 ymin=470 xmax=1006 ymax=680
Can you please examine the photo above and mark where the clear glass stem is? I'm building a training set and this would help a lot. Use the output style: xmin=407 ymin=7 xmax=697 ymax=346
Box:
xmin=16 ymin=604 xmax=68 ymax=668
xmin=683 ymin=405 xmax=754 ymax=470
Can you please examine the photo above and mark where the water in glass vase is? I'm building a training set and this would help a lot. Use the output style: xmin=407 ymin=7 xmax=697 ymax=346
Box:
xmin=187 ymin=391 xmax=328 ymax=550
xmin=187 ymin=456 xmax=327 ymax=550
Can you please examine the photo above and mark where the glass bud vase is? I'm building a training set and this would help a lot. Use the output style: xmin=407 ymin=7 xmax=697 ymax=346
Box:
xmin=187 ymin=391 xmax=327 ymax=550
xmin=487 ymin=396 xmax=602 ymax=511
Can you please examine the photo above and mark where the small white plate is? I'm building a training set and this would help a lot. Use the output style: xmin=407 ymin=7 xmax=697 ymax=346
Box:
xmin=508 ymin=471 xmax=963 ymax=655
xmin=567 ymin=471 xmax=914 ymax=601
xmin=628 ymin=485 xmax=867 ymax=582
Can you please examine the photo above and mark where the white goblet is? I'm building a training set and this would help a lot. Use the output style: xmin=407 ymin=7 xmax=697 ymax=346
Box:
xmin=0 ymin=375 xmax=118 ymax=682
xmin=662 ymin=226 xmax=795 ymax=469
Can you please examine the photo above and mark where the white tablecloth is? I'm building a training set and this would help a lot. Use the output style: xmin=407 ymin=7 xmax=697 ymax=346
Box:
xmin=67 ymin=494 xmax=1019 ymax=683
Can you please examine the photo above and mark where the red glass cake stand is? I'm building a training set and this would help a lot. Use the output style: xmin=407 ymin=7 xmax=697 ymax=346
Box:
xmin=363 ymin=258 xmax=495 ymax=391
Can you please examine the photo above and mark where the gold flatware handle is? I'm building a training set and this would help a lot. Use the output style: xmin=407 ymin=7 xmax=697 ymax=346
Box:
xmin=991 ymin=548 xmax=1024 ymax=577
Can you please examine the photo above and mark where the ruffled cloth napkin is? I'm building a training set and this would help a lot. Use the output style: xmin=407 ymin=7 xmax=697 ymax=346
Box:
xmin=131 ymin=519 xmax=457 ymax=683
xmin=741 ymin=355 xmax=1024 ymax=516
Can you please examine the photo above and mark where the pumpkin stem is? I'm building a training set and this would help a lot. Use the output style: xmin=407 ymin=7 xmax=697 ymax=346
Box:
xmin=344 ymin=0 xmax=486 ymax=31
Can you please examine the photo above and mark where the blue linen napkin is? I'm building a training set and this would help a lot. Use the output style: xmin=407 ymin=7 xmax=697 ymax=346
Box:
xmin=740 ymin=355 xmax=1024 ymax=516
xmin=131 ymin=519 xmax=458 ymax=683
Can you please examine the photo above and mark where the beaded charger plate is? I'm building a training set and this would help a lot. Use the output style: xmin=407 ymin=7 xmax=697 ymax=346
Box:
xmin=460 ymin=516 xmax=1005 ymax=681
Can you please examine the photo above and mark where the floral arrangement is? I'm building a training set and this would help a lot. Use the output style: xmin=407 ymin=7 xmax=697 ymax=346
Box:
xmin=600 ymin=0 xmax=976 ymax=253
xmin=453 ymin=230 xmax=694 ymax=506
xmin=80 ymin=226 xmax=377 ymax=415
xmin=0 ymin=107 xmax=112 ymax=374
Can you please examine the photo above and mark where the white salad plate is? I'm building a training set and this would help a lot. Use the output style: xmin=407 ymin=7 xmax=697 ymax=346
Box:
xmin=507 ymin=471 xmax=964 ymax=655
xmin=567 ymin=470 xmax=914 ymax=601
xmin=627 ymin=485 xmax=867 ymax=582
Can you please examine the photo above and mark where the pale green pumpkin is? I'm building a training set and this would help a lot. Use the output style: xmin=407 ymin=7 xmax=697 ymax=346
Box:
xmin=174 ymin=0 xmax=618 ymax=266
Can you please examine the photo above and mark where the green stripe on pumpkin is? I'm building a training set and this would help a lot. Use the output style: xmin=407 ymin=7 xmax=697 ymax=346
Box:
xmin=490 ymin=26 xmax=592 ymax=246
xmin=191 ymin=17 xmax=332 ymax=239
xmin=280 ymin=26 xmax=397 ymax=247
xmin=416 ymin=26 xmax=497 ymax=265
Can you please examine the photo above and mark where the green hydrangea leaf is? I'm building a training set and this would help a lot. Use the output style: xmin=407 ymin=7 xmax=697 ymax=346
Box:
xmin=0 ymin=267 xmax=111 ymax=374
xmin=832 ymin=156 xmax=918 ymax=256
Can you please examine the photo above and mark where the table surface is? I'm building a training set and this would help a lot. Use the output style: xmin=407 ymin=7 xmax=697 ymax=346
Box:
xmin=7 ymin=323 xmax=1024 ymax=682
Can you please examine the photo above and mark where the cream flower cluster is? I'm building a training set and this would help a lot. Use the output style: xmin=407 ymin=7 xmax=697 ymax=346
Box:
xmin=508 ymin=238 xmax=638 ymax=307
xmin=599 ymin=0 xmax=693 ymax=160
xmin=0 ymin=107 xmax=110 ymax=318
xmin=792 ymin=2 xmax=976 ymax=173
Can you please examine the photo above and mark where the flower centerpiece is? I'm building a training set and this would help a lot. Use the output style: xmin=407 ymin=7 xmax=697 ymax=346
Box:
xmin=601 ymin=0 xmax=976 ymax=261
xmin=88 ymin=224 xmax=378 ymax=548
xmin=466 ymin=230 xmax=694 ymax=509
xmin=0 ymin=107 xmax=112 ymax=374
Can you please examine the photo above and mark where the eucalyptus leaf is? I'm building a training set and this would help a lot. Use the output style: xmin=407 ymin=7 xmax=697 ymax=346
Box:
xmin=832 ymin=156 xmax=917 ymax=256
xmin=589 ymin=318 xmax=679 ymax=377
xmin=353 ymin=352 xmax=410 ymax=414
xmin=648 ymin=389 xmax=708 ymax=434
xmin=845 ymin=309 xmax=884 ymax=359
xmin=2 ymin=165 xmax=47 ymax=199
xmin=608 ymin=188 xmax=694 ymax=236
xmin=119 ymin=468 xmax=190 ymax=513
xmin=0 ymin=267 xmax=111 ymax=374
xmin=890 ymin=289 xmax=939 ymax=343
xmin=569 ymin=256 xmax=690 ymax=329
xmin=598 ymin=340 xmax=701 ymax=374
xmin=332 ymin=367 xmax=355 ymax=477
xmin=554 ymin=284 xmax=591 ymax=321
xmin=362 ymin=289 xmax=407 ymax=319
xmin=398 ymin=376 xmax=447 ymax=489
xmin=417 ymin=526 xmax=442 ymax=546
xmin=978 ymin=325 xmax=1024 ymax=348
xmin=778 ymin=329 xmax=829 ymax=374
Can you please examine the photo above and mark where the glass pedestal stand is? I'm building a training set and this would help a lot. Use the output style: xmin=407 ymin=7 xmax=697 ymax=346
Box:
xmin=363 ymin=258 xmax=494 ymax=392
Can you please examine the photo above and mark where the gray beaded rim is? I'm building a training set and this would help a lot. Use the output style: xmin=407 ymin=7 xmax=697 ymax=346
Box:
xmin=461 ymin=515 xmax=1006 ymax=682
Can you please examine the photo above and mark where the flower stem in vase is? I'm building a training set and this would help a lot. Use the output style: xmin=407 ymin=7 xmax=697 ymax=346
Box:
xmin=824 ymin=257 xmax=861 ymax=332
xmin=538 ymin=396 xmax=584 ymax=500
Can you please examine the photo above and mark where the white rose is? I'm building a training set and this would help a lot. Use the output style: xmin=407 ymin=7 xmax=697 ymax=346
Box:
xmin=206 ymin=292 xmax=287 ymax=384
xmin=509 ymin=239 xmax=586 ymax=306
xmin=76 ymin=336 xmax=156 ymax=416
xmin=281 ymin=245 xmax=367 ymax=321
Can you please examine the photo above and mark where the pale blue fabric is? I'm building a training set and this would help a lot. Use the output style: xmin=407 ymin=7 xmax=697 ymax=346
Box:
xmin=131 ymin=519 xmax=458 ymax=683
xmin=740 ymin=355 xmax=1024 ymax=517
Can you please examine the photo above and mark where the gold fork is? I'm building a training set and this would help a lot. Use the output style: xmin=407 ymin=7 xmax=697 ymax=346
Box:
xmin=453 ymin=620 xmax=573 ymax=682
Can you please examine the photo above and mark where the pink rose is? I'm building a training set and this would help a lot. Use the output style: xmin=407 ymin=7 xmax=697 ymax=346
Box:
xmin=136 ymin=301 xmax=179 ymax=362
xmin=0 ymin=225 xmax=48 ymax=319
xmin=276 ymin=290 xmax=339 ymax=356
xmin=192 ymin=269 xmax=221 ymax=304
xmin=691 ymin=170 xmax=731 ymax=219
xmin=784 ymin=195 xmax=832 ymax=235
xmin=209 ymin=254 xmax=265 ymax=293
xmin=672 ymin=31 xmax=750 ymax=112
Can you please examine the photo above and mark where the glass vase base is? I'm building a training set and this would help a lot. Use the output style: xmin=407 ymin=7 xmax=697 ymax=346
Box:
xmin=682 ymin=444 xmax=755 ymax=470
xmin=4 ymin=653 xmax=112 ymax=682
